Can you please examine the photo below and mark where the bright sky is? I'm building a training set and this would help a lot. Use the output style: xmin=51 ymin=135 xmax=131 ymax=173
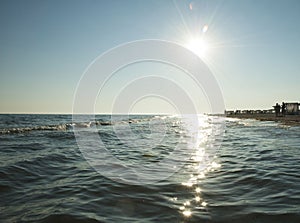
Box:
xmin=0 ymin=0 xmax=300 ymax=114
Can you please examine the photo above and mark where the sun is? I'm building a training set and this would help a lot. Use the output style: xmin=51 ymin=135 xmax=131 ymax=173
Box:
xmin=186 ymin=38 xmax=209 ymax=58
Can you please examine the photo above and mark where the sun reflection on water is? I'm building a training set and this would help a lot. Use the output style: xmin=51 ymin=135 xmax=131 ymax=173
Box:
xmin=173 ymin=114 xmax=223 ymax=218
xmin=178 ymin=159 xmax=221 ymax=217
xmin=183 ymin=210 xmax=192 ymax=217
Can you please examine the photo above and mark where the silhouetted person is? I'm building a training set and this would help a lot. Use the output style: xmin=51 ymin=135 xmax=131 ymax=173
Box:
xmin=281 ymin=102 xmax=286 ymax=117
xmin=274 ymin=103 xmax=280 ymax=117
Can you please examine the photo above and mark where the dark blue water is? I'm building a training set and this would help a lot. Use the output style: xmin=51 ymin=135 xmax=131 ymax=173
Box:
xmin=0 ymin=114 xmax=300 ymax=222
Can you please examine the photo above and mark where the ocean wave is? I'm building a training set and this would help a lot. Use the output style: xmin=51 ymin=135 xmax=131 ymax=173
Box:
xmin=0 ymin=124 xmax=69 ymax=134
xmin=1 ymin=114 xmax=300 ymax=222
xmin=40 ymin=214 xmax=101 ymax=223
xmin=0 ymin=116 xmax=167 ymax=135
xmin=0 ymin=122 xmax=110 ymax=135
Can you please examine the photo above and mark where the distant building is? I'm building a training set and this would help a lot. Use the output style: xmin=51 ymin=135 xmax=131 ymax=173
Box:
xmin=225 ymin=110 xmax=234 ymax=115
xmin=225 ymin=103 xmax=299 ymax=116
xmin=242 ymin=110 xmax=253 ymax=114
xmin=264 ymin=109 xmax=274 ymax=114
xmin=286 ymin=103 xmax=299 ymax=115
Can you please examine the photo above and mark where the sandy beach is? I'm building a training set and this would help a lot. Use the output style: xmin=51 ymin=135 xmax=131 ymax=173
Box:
xmin=226 ymin=113 xmax=300 ymax=126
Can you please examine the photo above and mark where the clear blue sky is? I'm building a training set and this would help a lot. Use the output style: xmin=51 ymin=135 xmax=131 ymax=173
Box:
xmin=0 ymin=0 xmax=300 ymax=113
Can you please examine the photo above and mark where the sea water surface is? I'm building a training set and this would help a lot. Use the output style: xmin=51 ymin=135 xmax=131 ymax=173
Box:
xmin=0 ymin=114 xmax=300 ymax=222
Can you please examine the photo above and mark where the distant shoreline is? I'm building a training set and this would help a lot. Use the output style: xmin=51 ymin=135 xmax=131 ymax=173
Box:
xmin=225 ymin=113 xmax=300 ymax=126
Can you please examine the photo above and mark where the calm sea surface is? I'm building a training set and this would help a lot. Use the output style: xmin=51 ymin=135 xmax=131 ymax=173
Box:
xmin=0 ymin=114 xmax=300 ymax=222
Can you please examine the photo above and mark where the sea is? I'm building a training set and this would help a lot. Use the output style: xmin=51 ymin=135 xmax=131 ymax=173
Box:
xmin=0 ymin=114 xmax=300 ymax=223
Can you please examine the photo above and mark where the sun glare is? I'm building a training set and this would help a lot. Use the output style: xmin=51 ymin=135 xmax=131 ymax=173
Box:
xmin=186 ymin=38 xmax=209 ymax=58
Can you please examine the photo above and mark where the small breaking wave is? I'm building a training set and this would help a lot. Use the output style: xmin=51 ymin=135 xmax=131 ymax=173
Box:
xmin=0 ymin=124 xmax=69 ymax=134
xmin=0 ymin=116 xmax=168 ymax=135
xmin=0 ymin=121 xmax=113 ymax=135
